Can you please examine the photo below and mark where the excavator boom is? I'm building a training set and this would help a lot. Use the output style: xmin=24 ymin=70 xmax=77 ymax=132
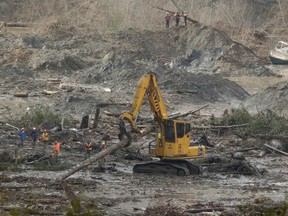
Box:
xmin=119 ymin=73 xmax=168 ymax=132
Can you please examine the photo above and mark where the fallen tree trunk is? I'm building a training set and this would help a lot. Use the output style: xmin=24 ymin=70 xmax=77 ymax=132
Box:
xmin=97 ymin=102 xmax=131 ymax=107
xmin=192 ymin=123 xmax=248 ymax=129
xmin=59 ymin=139 xmax=130 ymax=180
xmin=253 ymin=134 xmax=288 ymax=140
xmin=59 ymin=83 xmax=111 ymax=93
xmin=185 ymin=207 xmax=225 ymax=214
xmin=58 ymin=127 xmax=153 ymax=181
xmin=14 ymin=92 xmax=28 ymax=97
xmin=170 ymin=104 xmax=209 ymax=119
xmin=3 ymin=22 xmax=29 ymax=27
xmin=264 ymin=143 xmax=288 ymax=156
xmin=58 ymin=127 xmax=153 ymax=211
xmin=176 ymin=90 xmax=198 ymax=94
xmin=43 ymin=90 xmax=58 ymax=95
xmin=5 ymin=123 xmax=19 ymax=131
xmin=152 ymin=5 xmax=199 ymax=24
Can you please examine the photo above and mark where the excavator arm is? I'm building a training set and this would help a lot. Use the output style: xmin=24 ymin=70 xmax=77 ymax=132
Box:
xmin=119 ymin=72 xmax=168 ymax=135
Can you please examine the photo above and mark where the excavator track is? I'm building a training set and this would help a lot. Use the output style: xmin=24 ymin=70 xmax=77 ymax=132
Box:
xmin=133 ymin=159 xmax=202 ymax=176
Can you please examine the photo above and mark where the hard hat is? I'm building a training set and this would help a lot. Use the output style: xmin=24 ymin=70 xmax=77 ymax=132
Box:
xmin=33 ymin=127 xmax=36 ymax=130
xmin=101 ymin=141 xmax=106 ymax=145
xmin=21 ymin=128 xmax=25 ymax=130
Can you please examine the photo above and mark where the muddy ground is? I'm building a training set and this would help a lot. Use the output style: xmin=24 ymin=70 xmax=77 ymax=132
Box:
xmin=1 ymin=16 xmax=288 ymax=216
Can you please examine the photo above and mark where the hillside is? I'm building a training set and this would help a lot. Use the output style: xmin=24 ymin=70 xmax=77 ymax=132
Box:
xmin=1 ymin=0 xmax=287 ymax=62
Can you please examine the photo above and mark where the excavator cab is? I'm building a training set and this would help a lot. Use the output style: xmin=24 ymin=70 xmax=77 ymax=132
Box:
xmin=149 ymin=119 xmax=205 ymax=159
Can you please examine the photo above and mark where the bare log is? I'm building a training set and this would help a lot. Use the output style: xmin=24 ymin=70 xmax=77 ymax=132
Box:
xmin=185 ymin=207 xmax=225 ymax=214
xmin=233 ymin=147 xmax=260 ymax=152
xmin=97 ymin=102 xmax=131 ymax=107
xmin=47 ymin=78 xmax=62 ymax=84
xmin=170 ymin=105 xmax=209 ymax=119
xmin=43 ymin=90 xmax=58 ymax=95
xmin=264 ymin=143 xmax=288 ymax=156
xmin=192 ymin=123 xmax=248 ymax=129
xmin=59 ymin=83 xmax=111 ymax=93
xmin=57 ymin=124 xmax=164 ymax=210
xmin=152 ymin=5 xmax=199 ymax=24
xmin=58 ymin=127 xmax=153 ymax=181
xmin=252 ymin=134 xmax=288 ymax=140
xmin=14 ymin=92 xmax=28 ymax=97
xmin=5 ymin=123 xmax=19 ymax=131
xmin=176 ymin=90 xmax=198 ymax=94
xmin=103 ymin=110 xmax=121 ymax=117
xmin=59 ymin=139 xmax=130 ymax=181
xmin=3 ymin=22 xmax=29 ymax=27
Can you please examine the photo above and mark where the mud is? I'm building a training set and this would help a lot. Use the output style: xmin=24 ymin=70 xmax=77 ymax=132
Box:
xmin=1 ymin=4 xmax=288 ymax=215
xmin=1 ymin=135 xmax=287 ymax=216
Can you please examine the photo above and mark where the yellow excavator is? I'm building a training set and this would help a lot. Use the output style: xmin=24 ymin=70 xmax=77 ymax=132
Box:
xmin=118 ymin=72 xmax=206 ymax=176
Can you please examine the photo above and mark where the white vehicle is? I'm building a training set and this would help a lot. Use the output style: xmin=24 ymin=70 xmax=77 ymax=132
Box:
xmin=269 ymin=41 xmax=288 ymax=64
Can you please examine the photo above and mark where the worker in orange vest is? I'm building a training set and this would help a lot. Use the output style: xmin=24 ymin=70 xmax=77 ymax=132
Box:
xmin=85 ymin=141 xmax=92 ymax=159
xmin=53 ymin=141 xmax=60 ymax=163
xmin=41 ymin=129 xmax=49 ymax=148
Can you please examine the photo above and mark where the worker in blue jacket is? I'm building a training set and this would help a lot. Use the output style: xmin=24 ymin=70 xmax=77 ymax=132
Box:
xmin=18 ymin=128 xmax=26 ymax=146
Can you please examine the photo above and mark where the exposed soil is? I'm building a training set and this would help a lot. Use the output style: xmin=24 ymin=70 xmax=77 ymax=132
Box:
xmin=1 ymin=2 xmax=288 ymax=215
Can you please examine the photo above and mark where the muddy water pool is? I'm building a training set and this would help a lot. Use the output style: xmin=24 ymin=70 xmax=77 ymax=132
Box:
xmin=227 ymin=65 xmax=288 ymax=95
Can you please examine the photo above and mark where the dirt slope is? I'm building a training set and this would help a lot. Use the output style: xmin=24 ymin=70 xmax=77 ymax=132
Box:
xmin=1 ymin=16 xmax=280 ymax=120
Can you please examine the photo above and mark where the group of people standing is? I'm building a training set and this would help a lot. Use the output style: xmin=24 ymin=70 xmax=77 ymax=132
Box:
xmin=85 ymin=140 xmax=107 ymax=165
xmin=18 ymin=127 xmax=49 ymax=147
xmin=17 ymin=127 xmax=60 ymax=162
xmin=17 ymin=127 xmax=108 ymax=164
xmin=165 ymin=11 xmax=188 ymax=28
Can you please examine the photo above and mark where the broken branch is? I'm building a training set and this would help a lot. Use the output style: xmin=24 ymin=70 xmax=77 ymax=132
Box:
xmin=171 ymin=104 xmax=209 ymax=119
xmin=192 ymin=123 xmax=248 ymax=129
xmin=264 ymin=143 xmax=288 ymax=156
xmin=152 ymin=5 xmax=199 ymax=24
